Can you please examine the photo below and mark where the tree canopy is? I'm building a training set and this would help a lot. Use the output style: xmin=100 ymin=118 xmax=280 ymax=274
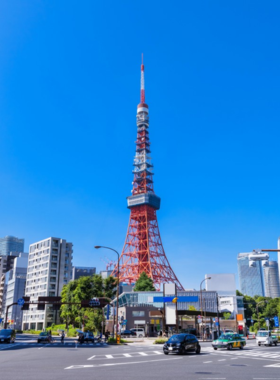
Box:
xmin=236 ymin=290 xmax=280 ymax=332
xmin=133 ymin=272 xmax=156 ymax=291
xmin=60 ymin=274 xmax=117 ymax=332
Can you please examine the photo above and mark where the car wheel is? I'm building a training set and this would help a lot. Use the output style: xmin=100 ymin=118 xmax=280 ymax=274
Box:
xmin=258 ymin=343 xmax=261 ymax=346
xmin=164 ymin=352 xmax=169 ymax=355
xmin=269 ymin=343 xmax=272 ymax=347
xmin=196 ymin=345 xmax=201 ymax=354
xmin=139 ymin=334 xmax=143 ymax=338
xmin=214 ymin=348 xmax=217 ymax=350
xmin=180 ymin=347 xmax=185 ymax=355
xmin=7 ymin=339 xmax=11 ymax=344
xmin=239 ymin=344 xmax=244 ymax=350
xmin=227 ymin=344 xmax=232 ymax=350
xmin=274 ymin=342 xmax=277 ymax=346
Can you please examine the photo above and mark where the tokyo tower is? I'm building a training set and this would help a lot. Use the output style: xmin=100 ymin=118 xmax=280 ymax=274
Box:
xmin=112 ymin=57 xmax=184 ymax=291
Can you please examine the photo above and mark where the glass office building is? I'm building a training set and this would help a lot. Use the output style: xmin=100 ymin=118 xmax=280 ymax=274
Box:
xmin=237 ymin=252 xmax=265 ymax=297
xmin=263 ymin=261 xmax=280 ymax=298
xmin=0 ymin=236 xmax=24 ymax=256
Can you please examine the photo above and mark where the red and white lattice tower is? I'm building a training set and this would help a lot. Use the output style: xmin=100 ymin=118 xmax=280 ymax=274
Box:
xmin=111 ymin=57 xmax=184 ymax=290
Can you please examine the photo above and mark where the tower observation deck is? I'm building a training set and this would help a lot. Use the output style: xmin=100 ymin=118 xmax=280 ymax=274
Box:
xmin=111 ymin=57 xmax=183 ymax=290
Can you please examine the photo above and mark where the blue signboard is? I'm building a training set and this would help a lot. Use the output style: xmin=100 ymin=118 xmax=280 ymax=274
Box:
xmin=274 ymin=316 xmax=279 ymax=328
xmin=106 ymin=305 xmax=110 ymax=320
xmin=153 ymin=296 xmax=199 ymax=303
xmin=17 ymin=298 xmax=25 ymax=306
xmin=0 ymin=318 xmax=3 ymax=323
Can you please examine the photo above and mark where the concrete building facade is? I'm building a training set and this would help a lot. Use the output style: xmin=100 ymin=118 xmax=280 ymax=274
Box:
xmin=2 ymin=253 xmax=28 ymax=330
xmin=22 ymin=237 xmax=73 ymax=330
xmin=263 ymin=261 xmax=280 ymax=298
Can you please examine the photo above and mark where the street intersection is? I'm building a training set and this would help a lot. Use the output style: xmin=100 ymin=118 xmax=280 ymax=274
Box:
xmin=0 ymin=336 xmax=280 ymax=380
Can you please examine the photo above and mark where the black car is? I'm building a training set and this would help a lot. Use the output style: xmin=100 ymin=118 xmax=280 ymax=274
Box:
xmin=163 ymin=333 xmax=201 ymax=355
xmin=120 ymin=330 xmax=137 ymax=337
xmin=0 ymin=329 xmax=16 ymax=343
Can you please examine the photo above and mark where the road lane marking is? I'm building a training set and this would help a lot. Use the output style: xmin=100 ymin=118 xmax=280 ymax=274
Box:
xmin=106 ymin=355 xmax=114 ymax=359
xmin=203 ymin=361 xmax=212 ymax=363
xmin=153 ymin=351 xmax=162 ymax=354
xmin=123 ymin=354 xmax=132 ymax=357
xmin=87 ymin=355 xmax=96 ymax=360
xmin=139 ymin=352 xmax=148 ymax=356
xmin=218 ymin=359 xmax=226 ymax=361
xmin=263 ymin=363 xmax=280 ymax=367
xmin=65 ymin=356 xmax=183 ymax=369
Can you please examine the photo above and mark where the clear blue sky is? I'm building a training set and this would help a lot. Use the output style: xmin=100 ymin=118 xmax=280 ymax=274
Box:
xmin=1 ymin=1 xmax=279 ymax=290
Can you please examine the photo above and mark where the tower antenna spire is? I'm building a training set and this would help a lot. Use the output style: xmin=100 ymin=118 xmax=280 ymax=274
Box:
xmin=141 ymin=54 xmax=145 ymax=104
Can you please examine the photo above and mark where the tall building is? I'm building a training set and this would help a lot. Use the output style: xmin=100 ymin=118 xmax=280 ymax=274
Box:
xmin=237 ymin=252 xmax=265 ymax=297
xmin=0 ymin=236 xmax=24 ymax=256
xmin=22 ymin=237 xmax=73 ymax=330
xmin=277 ymin=237 xmax=280 ymax=285
xmin=0 ymin=253 xmax=21 ymax=317
xmin=111 ymin=58 xmax=183 ymax=290
xmin=2 ymin=253 xmax=28 ymax=329
xmin=263 ymin=261 xmax=280 ymax=298
xmin=0 ymin=236 xmax=24 ymax=316
xmin=72 ymin=266 xmax=96 ymax=280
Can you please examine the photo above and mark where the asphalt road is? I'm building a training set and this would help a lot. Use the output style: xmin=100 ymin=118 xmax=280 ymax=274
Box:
xmin=0 ymin=336 xmax=280 ymax=380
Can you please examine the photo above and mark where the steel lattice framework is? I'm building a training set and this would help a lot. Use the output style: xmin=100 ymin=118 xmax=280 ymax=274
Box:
xmin=111 ymin=57 xmax=183 ymax=290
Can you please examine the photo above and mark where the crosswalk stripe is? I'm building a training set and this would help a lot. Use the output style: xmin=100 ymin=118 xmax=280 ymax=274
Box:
xmin=153 ymin=351 xmax=163 ymax=355
xmin=106 ymin=355 xmax=114 ymax=359
xmin=123 ymin=354 xmax=132 ymax=357
xmin=139 ymin=352 xmax=148 ymax=356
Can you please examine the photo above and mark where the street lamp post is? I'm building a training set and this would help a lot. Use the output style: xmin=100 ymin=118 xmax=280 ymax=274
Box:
xmin=200 ymin=277 xmax=211 ymax=341
xmin=95 ymin=246 xmax=120 ymax=342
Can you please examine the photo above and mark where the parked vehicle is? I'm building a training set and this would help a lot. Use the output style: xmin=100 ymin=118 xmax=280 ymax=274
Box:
xmin=37 ymin=332 xmax=51 ymax=344
xmin=120 ymin=330 xmax=137 ymax=337
xmin=212 ymin=333 xmax=246 ymax=350
xmin=256 ymin=330 xmax=278 ymax=346
xmin=130 ymin=328 xmax=145 ymax=337
xmin=247 ymin=332 xmax=255 ymax=339
xmin=163 ymin=333 xmax=200 ymax=355
xmin=0 ymin=329 xmax=16 ymax=343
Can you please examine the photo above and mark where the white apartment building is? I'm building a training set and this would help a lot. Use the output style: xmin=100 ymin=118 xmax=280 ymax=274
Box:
xmin=22 ymin=237 xmax=73 ymax=330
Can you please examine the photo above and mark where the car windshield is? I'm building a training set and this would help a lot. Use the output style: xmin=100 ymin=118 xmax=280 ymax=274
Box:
xmin=168 ymin=335 xmax=185 ymax=343
xmin=219 ymin=334 xmax=233 ymax=340
xmin=257 ymin=332 xmax=268 ymax=337
xmin=0 ymin=330 xmax=12 ymax=336
xmin=40 ymin=332 xmax=48 ymax=336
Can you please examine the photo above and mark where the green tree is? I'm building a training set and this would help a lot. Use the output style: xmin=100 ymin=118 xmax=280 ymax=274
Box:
xmin=60 ymin=274 xmax=117 ymax=331
xmin=223 ymin=312 xmax=232 ymax=320
xmin=133 ymin=272 xmax=156 ymax=291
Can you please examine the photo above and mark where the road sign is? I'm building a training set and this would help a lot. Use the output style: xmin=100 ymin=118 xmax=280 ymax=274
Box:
xmin=89 ymin=298 xmax=100 ymax=307
xmin=274 ymin=316 xmax=279 ymax=328
xmin=106 ymin=305 xmax=110 ymax=320
xmin=17 ymin=298 xmax=25 ymax=306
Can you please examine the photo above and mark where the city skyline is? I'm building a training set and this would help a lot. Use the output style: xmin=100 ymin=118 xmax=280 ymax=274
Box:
xmin=1 ymin=2 xmax=280 ymax=289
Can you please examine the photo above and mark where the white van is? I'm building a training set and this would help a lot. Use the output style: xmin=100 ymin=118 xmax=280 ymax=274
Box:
xmin=130 ymin=328 xmax=145 ymax=338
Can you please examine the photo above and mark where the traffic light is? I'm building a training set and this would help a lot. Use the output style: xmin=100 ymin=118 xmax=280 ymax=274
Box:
xmin=21 ymin=297 xmax=30 ymax=310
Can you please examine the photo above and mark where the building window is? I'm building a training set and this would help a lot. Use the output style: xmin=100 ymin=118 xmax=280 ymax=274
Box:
xmin=132 ymin=311 xmax=145 ymax=317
